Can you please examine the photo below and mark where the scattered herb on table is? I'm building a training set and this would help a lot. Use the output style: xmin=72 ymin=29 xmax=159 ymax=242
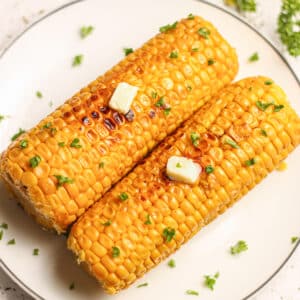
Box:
xmin=80 ymin=26 xmax=94 ymax=39
xmin=36 ymin=91 xmax=43 ymax=98
xmin=33 ymin=248 xmax=39 ymax=256
xmin=11 ymin=128 xmax=26 ymax=141
xmin=204 ymin=272 xmax=219 ymax=291
xmin=69 ymin=282 xmax=75 ymax=290
xmin=0 ymin=223 xmax=8 ymax=230
xmin=291 ymin=236 xmax=299 ymax=244
xmin=0 ymin=230 xmax=3 ymax=241
xmin=186 ymin=290 xmax=199 ymax=296
xmin=224 ymin=0 xmax=257 ymax=12
xmin=230 ymin=240 xmax=248 ymax=254
xmin=72 ymin=55 xmax=83 ymax=67
xmin=248 ymin=52 xmax=259 ymax=62
xmin=7 ymin=238 xmax=15 ymax=245
xmin=168 ymin=259 xmax=176 ymax=268
xmin=137 ymin=283 xmax=148 ymax=288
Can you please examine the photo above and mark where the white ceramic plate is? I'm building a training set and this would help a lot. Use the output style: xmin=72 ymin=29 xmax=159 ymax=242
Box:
xmin=0 ymin=0 xmax=299 ymax=299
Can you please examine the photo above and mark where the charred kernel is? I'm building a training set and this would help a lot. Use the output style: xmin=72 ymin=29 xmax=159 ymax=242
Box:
xmin=149 ymin=110 xmax=156 ymax=118
xmin=99 ymin=106 xmax=109 ymax=114
xmin=91 ymin=94 xmax=98 ymax=101
xmin=113 ymin=112 xmax=124 ymax=125
xmin=125 ymin=110 xmax=135 ymax=122
xmin=104 ymin=118 xmax=116 ymax=130
xmin=72 ymin=106 xmax=81 ymax=113
xmin=91 ymin=111 xmax=100 ymax=119
xmin=82 ymin=117 xmax=90 ymax=125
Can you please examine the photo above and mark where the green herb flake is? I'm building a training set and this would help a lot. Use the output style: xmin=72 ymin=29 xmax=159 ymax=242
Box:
xmin=224 ymin=138 xmax=239 ymax=149
xmin=169 ymin=51 xmax=178 ymax=59
xmin=192 ymin=48 xmax=199 ymax=52
xmin=0 ymin=115 xmax=5 ymax=123
xmin=176 ymin=162 xmax=182 ymax=168
xmin=190 ymin=132 xmax=200 ymax=147
xmin=29 ymin=155 xmax=41 ymax=168
xmin=164 ymin=107 xmax=171 ymax=116
xmin=137 ymin=283 xmax=148 ymax=288
xmin=69 ymin=282 xmax=75 ymax=290
xmin=144 ymin=214 xmax=152 ymax=225
xmin=248 ymin=52 xmax=259 ymax=62
xmin=112 ymin=246 xmax=120 ymax=258
xmin=187 ymin=85 xmax=192 ymax=92
xmin=256 ymin=100 xmax=274 ymax=111
xmin=264 ymin=80 xmax=273 ymax=85
xmin=230 ymin=240 xmax=248 ymax=255
xmin=72 ymin=54 xmax=83 ymax=67
xmin=33 ymin=248 xmax=39 ymax=256
xmin=36 ymin=91 xmax=43 ymax=98
xmin=123 ymin=48 xmax=134 ymax=56
xmin=274 ymin=104 xmax=284 ymax=112
xmin=261 ymin=129 xmax=268 ymax=137
xmin=151 ymin=91 xmax=158 ymax=99
xmin=163 ymin=227 xmax=175 ymax=242
xmin=224 ymin=0 xmax=256 ymax=12
xmin=187 ymin=13 xmax=195 ymax=20
xmin=102 ymin=220 xmax=112 ymax=226
xmin=245 ymin=158 xmax=256 ymax=167
xmin=205 ymin=165 xmax=214 ymax=174
xmin=70 ymin=138 xmax=82 ymax=148
xmin=11 ymin=128 xmax=26 ymax=141
xmin=58 ymin=142 xmax=65 ymax=147
xmin=20 ymin=139 xmax=28 ymax=149
xmin=208 ymin=59 xmax=215 ymax=65
xmin=7 ymin=238 xmax=15 ymax=245
xmin=168 ymin=259 xmax=176 ymax=268
xmin=291 ymin=236 xmax=299 ymax=244
xmin=204 ymin=275 xmax=216 ymax=290
xmin=99 ymin=162 xmax=105 ymax=168
xmin=54 ymin=175 xmax=74 ymax=187
xmin=159 ymin=21 xmax=178 ymax=33
xmin=42 ymin=122 xmax=52 ymax=129
xmin=80 ymin=26 xmax=94 ymax=39
xmin=0 ymin=230 xmax=3 ymax=241
xmin=186 ymin=290 xmax=199 ymax=296
xmin=49 ymin=101 xmax=53 ymax=107
xmin=155 ymin=97 xmax=165 ymax=107
xmin=0 ymin=223 xmax=8 ymax=230
xmin=119 ymin=192 xmax=129 ymax=201
xmin=198 ymin=27 xmax=210 ymax=39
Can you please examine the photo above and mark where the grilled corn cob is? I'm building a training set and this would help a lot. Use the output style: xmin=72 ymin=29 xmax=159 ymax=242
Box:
xmin=0 ymin=16 xmax=238 ymax=233
xmin=68 ymin=77 xmax=300 ymax=294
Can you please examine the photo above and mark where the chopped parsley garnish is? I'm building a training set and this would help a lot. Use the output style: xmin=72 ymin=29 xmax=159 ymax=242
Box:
xmin=187 ymin=85 xmax=192 ymax=91
xmin=164 ymin=107 xmax=171 ymax=116
xmin=29 ymin=156 xmax=41 ymax=168
xmin=70 ymin=138 xmax=82 ymax=148
xmin=190 ymin=132 xmax=200 ymax=147
xmin=159 ymin=21 xmax=178 ymax=33
xmin=230 ymin=240 xmax=248 ymax=254
xmin=168 ymin=259 xmax=176 ymax=268
xmin=278 ymin=0 xmax=300 ymax=57
xmin=36 ymin=91 xmax=43 ymax=98
xmin=137 ymin=283 xmax=148 ymax=288
xmin=33 ymin=248 xmax=39 ymax=256
xmin=20 ymin=139 xmax=28 ymax=149
xmin=163 ymin=227 xmax=175 ymax=242
xmin=102 ymin=220 xmax=112 ymax=226
xmin=123 ymin=48 xmax=134 ymax=56
xmin=186 ymin=290 xmax=199 ymax=296
xmin=155 ymin=97 xmax=165 ymax=107
xmin=0 ymin=223 xmax=8 ymax=230
xmin=256 ymin=100 xmax=274 ymax=111
xmin=248 ymin=52 xmax=259 ymax=62
xmin=69 ymin=282 xmax=75 ymax=290
xmin=170 ymin=51 xmax=178 ymax=59
xmin=7 ymin=238 xmax=15 ymax=245
xmin=11 ymin=128 xmax=26 ymax=141
xmin=58 ymin=142 xmax=65 ymax=147
xmin=198 ymin=27 xmax=210 ymax=39
xmin=245 ymin=158 xmax=256 ymax=166
xmin=204 ymin=272 xmax=219 ymax=290
xmin=0 ymin=230 xmax=3 ymax=241
xmin=144 ymin=214 xmax=152 ymax=225
xmin=208 ymin=59 xmax=215 ymax=65
xmin=112 ymin=246 xmax=120 ymax=258
xmin=264 ymin=80 xmax=273 ymax=85
xmin=72 ymin=54 xmax=83 ymax=67
xmin=291 ymin=236 xmax=299 ymax=244
xmin=224 ymin=0 xmax=256 ymax=12
xmin=99 ymin=162 xmax=105 ymax=168
xmin=54 ymin=175 xmax=74 ymax=187
xmin=176 ymin=162 xmax=182 ymax=168
xmin=0 ymin=115 xmax=5 ymax=123
xmin=80 ymin=26 xmax=94 ymax=39
xmin=205 ymin=165 xmax=214 ymax=174
xmin=224 ymin=138 xmax=239 ymax=149
xmin=187 ymin=13 xmax=195 ymax=20
xmin=119 ymin=192 xmax=129 ymax=201
xmin=214 ymin=271 xmax=220 ymax=278
xmin=274 ymin=104 xmax=284 ymax=112
xmin=42 ymin=122 xmax=52 ymax=129
xmin=261 ymin=129 xmax=268 ymax=137
xmin=49 ymin=101 xmax=53 ymax=107
xmin=192 ymin=48 xmax=199 ymax=52
xmin=151 ymin=91 xmax=158 ymax=99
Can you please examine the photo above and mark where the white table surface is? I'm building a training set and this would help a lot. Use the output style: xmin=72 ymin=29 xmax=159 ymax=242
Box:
xmin=0 ymin=0 xmax=299 ymax=299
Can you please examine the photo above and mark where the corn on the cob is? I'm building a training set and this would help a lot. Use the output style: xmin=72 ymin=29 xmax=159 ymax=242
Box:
xmin=68 ymin=77 xmax=300 ymax=294
xmin=0 ymin=16 xmax=238 ymax=233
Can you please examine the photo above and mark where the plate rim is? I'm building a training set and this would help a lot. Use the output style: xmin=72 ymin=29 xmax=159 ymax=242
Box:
xmin=0 ymin=0 xmax=299 ymax=299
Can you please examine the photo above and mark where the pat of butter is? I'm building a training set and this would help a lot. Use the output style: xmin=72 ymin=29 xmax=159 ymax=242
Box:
xmin=166 ymin=156 xmax=201 ymax=184
xmin=109 ymin=82 xmax=138 ymax=114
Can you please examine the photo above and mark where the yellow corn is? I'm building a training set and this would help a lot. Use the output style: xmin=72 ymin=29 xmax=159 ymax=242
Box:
xmin=0 ymin=16 xmax=238 ymax=233
xmin=68 ymin=77 xmax=300 ymax=294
